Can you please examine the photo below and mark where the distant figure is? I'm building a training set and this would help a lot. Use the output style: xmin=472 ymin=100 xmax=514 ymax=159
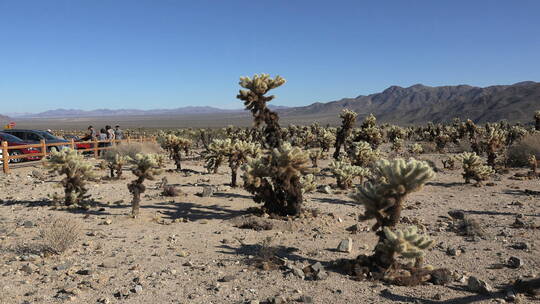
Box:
xmin=81 ymin=126 xmax=96 ymax=141
xmin=105 ymin=125 xmax=115 ymax=141
xmin=114 ymin=125 xmax=124 ymax=140
xmin=98 ymin=128 xmax=108 ymax=155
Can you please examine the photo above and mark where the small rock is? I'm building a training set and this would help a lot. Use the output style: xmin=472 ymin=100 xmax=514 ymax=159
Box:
xmin=134 ymin=285 xmax=143 ymax=293
xmin=22 ymin=221 xmax=34 ymax=228
xmin=507 ymin=256 xmax=523 ymax=268
xmin=510 ymin=242 xmax=529 ymax=250
xmin=20 ymin=263 xmax=38 ymax=274
xmin=448 ymin=210 xmax=465 ymax=220
xmin=76 ymin=269 xmax=93 ymax=275
xmin=299 ymin=295 xmax=314 ymax=303
xmin=54 ymin=263 xmax=71 ymax=271
xmin=219 ymin=275 xmax=235 ymax=282
xmin=446 ymin=247 xmax=461 ymax=257
xmin=102 ymin=219 xmax=112 ymax=225
xmin=201 ymin=186 xmax=214 ymax=197
xmin=467 ymin=276 xmax=493 ymax=294
xmin=337 ymin=238 xmax=353 ymax=253
xmin=291 ymin=267 xmax=305 ymax=279
xmin=97 ymin=297 xmax=111 ymax=304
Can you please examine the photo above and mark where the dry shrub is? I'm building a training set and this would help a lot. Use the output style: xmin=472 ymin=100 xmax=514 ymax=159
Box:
xmin=162 ymin=185 xmax=182 ymax=197
xmin=507 ymin=134 xmax=540 ymax=167
xmin=233 ymin=216 xmax=273 ymax=231
xmin=420 ymin=142 xmax=437 ymax=153
xmin=110 ymin=143 xmax=163 ymax=160
xmin=40 ymin=217 xmax=81 ymax=255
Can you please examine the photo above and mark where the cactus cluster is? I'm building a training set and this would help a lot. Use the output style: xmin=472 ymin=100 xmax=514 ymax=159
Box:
xmin=333 ymin=109 xmax=357 ymax=159
xmin=347 ymin=141 xmax=380 ymax=167
xmin=158 ymin=133 xmax=192 ymax=171
xmin=458 ymin=152 xmax=494 ymax=185
xmin=45 ymin=149 xmax=96 ymax=206
xmin=243 ymin=143 xmax=316 ymax=216
xmin=103 ymin=151 xmax=130 ymax=179
xmin=329 ymin=160 xmax=371 ymax=189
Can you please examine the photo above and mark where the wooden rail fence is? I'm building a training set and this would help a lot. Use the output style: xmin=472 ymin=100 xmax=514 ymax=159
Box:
xmin=1 ymin=137 xmax=156 ymax=174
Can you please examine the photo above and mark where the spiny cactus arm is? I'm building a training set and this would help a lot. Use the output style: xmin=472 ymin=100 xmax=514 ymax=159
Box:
xmin=380 ymin=226 xmax=434 ymax=260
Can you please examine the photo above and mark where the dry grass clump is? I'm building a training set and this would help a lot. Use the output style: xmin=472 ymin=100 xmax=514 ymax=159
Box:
xmin=507 ymin=134 xmax=540 ymax=167
xmin=40 ymin=217 xmax=82 ymax=255
xmin=233 ymin=216 xmax=274 ymax=231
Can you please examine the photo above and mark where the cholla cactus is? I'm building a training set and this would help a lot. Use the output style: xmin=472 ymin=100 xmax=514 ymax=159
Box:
xmin=442 ymin=155 xmax=458 ymax=170
xmin=300 ymin=174 xmax=317 ymax=194
xmin=103 ymin=152 xmax=131 ymax=179
xmin=506 ymin=126 xmax=528 ymax=146
xmin=409 ymin=143 xmax=423 ymax=154
xmin=243 ymin=143 xmax=316 ymax=216
xmin=309 ymin=148 xmax=326 ymax=168
xmin=45 ymin=149 xmax=96 ymax=206
xmin=482 ymin=127 xmax=507 ymax=167
xmin=434 ymin=133 xmax=451 ymax=152
xmin=387 ymin=125 xmax=406 ymax=143
xmin=347 ymin=141 xmax=380 ymax=167
xmin=376 ymin=226 xmax=434 ymax=269
xmin=128 ymin=154 xmax=162 ymax=217
xmin=391 ymin=138 xmax=404 ymax=152
xmin=351 ymin=158 xmax=434 ymax=230
xmin=534 ymin=110 xmax=540 ymax=131
xmin=318 ymin=128 xmax=336 ymax=152
xmin=329 ymin=160 xmax=371 ymax=189
xmin=458 ymin=152 xmax=494 ymax=185
xmin=227 ymin=140 xmax=261 ymax=187
xmin=237 ymin=74 xmax=286 ymax=148
xmin=204 ymin=139 xmax=231 ymax=173
xmin=355 ymin=114 xmax=384 ymax=149
xmin=333 ymin=109 xmax=357 ymax=159
xmin=158 ymin=134 xmax=192 ymax=171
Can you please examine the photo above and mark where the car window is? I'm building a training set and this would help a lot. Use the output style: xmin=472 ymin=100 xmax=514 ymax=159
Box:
xmin=26 ymin=132 xmax=43 ymax=141
xmin=0 ymin=133 xmax=24 ymax=143
xmin=6 ymin=131 xmax=24 ymax=139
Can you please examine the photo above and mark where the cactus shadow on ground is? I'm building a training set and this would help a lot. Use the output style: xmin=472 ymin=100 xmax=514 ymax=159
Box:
xmin=141 ymin=201 xmax=248 ymax=221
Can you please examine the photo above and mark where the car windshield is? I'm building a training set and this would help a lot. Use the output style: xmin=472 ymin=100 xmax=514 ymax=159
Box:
xmin=0 ymin=132 xmax=25 ymax=143
xmin=38 ymin=131 xmax=59 ymax=140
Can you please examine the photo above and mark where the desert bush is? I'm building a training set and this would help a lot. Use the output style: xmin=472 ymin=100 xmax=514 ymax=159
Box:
xmin=45 ymin=149 xmax=96 ymax=206
xmin=329 ymin=160 xmax=371 ymax=189
xmin=458 ymin=152 xmax=494 ymax=185
xmin=243 ymin=143 xmax=316 ymax=216
xmin=507 ymin=134 xmax=540 ymax=167
xmin=333 ymin=109 xmax=357 ymax=159
xmin=40 ymin=217 xmax=81 ymax=255
xmin=128 ymin=154 xmax=162 ymax=217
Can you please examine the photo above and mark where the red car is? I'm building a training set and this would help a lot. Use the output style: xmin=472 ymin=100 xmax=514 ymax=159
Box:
xmin=62 ymin=135 xmax=93 ymax=150
xmin=0 ymin=132 xmax=42 ymax=163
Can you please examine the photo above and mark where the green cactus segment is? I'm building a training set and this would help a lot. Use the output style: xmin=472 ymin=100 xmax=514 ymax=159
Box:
xmin=379 ymin=226 xmax=434 ymax=260
xmin=329 ymin=160 xmax=371 ymax=190
xmin=351 ymin=158 xmax=434 ymax=229
xmin=45 ymin=149 xmax=96 ymax=206
xmin=128 ymin=153 xmax=162 ymax=217
xmin=157 ymin=133 xmax=192 ymax=171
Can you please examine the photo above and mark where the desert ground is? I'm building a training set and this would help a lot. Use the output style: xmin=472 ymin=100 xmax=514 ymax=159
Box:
xmin=0 ymin=147 xmax=539 ymax=304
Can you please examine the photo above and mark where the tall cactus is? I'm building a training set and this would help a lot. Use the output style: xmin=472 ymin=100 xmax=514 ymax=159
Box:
xmin=459 ymin=152 xmax=494 ymax=185
xmin=237 ymin=74 xmax=286 ymax=149
xmin=128 ymin=154 xmax=162 ymax=217
xmin=333 ymin=109 xmax=357 ymax=159
xmin=45 ymin=149 xmax=96 ymax=206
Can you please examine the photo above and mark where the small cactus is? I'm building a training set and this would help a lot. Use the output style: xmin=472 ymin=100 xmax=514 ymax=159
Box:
xmin=308 ymin=148 xmax=326 ymax=168
xmin=45 ymin=149 xmax=96 ymax=206
xmin=347 ymin=141 xmax=380 ymax=167
xmin=158 ymin=133 xmax=192 ymax=171
xmin=376 ymin=226 xmax=434 ymax=269
xmin=333 ymin=109 xmax=357 ymax=159
xmin=409 ymin=143 xmax=424 ymax=154
xmin=458 ymin=152 xmax=494 ymax=185
xmin=128 ymin=154 xmax=162 ymax=217
xmin=300 ymin=174 xmax=317 ymax=194
xmin=103 ymin=151 xmax=131 ymax=179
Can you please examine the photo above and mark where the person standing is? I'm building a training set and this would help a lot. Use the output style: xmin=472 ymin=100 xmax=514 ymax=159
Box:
xmin=114 ymin=125 xmax=124 ymax=141
xmin=106 ymin=125 xmax=115 ymax=146
xmin=81 ymin=126 xmax=96 ymax=141
xmin=98 ymin=128 xmax=108 ymax=155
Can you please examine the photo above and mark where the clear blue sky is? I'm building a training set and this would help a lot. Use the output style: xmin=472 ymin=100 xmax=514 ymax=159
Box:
xmin=1 ymin=0 xmax=539 ymax=113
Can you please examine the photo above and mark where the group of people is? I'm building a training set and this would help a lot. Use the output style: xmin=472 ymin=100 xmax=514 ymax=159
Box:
xmin=81 ymin=125 xmax=124 ymax=142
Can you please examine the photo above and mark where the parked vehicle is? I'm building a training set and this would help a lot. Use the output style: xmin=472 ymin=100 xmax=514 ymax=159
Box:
xmin=2 ymin=129 xmax=69 ymax=152
xmin=62 ymin=134 xmax=93 ymax=150
xmin=0 ymin=132 xmax=42 ymax=163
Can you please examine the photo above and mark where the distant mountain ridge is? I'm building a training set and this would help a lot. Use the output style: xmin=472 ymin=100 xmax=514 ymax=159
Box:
xmin=279 ymin=81 xmax=540 ymax=124
xmin=6 ymin=81 xmax=539 ymax=124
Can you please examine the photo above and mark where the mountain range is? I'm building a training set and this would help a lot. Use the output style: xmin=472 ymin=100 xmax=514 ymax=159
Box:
xmin=3 ymin=81 xmax=539 ymax=125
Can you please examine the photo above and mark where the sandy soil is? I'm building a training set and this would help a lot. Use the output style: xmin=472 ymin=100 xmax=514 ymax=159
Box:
xmin=0 ymin=151 xmax=539 ymax=304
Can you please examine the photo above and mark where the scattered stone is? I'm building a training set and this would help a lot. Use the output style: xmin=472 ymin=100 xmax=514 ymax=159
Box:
xmin=76 ymin=269 xmax=93 ymax=275
xmin=134 ymin=285 xmax=143 ymax=293
xmin=510 ymin=242 xmax=529 ymax=250
xmin=429 ymin=268 xmax=452 ymax=285
xmin=302 ymin=262 xmax=328 ymax=281
xmin=98 ymin=260 xmax=117 ymax=268
xmin=21 ymin=263 xmax=38 ymax=274
xmin=446 ymin=247 xmax=461 ymax=257
xmin=507 ymin=256 xmax=523 ymax=269
xmin=97 ymin=297 xmax=111 ymax=304
xmin=201 ymin=186 xmax=214 ymax=197
xmin=291 ymin=267 xmax=305 ymax=279
xmin=268 ymin=296 xmax=287 ymax=304
xmin=337 ymin=238 xmax=353 ymax=253
xmin=22 ymin=221 xmax=34 ymax=228
xmin=54 ymin=263 xmax=71 ymax=271
xmin=101 ymin=219 xmax=113 ymax=225
xmin=319 ymin=185 xmax=332 ymax=194
xmin=467 ymin=276 xmax=493 ymax=294
xmin=178 ymin=250 xmax=189 ymax=257
xmin=219 ymin=275 xmax=235 ymax=282
xmin=299 ymin=295 xmax=314 ymax=303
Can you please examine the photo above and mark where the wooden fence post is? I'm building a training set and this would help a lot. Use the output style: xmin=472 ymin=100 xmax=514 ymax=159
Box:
xmin=2 ymin=141 xmax=9 ymax=174
xmin=93 ymin=139 xmax=99 ymax=158
xmin=69 ymin=139 xmax=75 ymax=150
xmin=40 ymin=140 xmax=47 ymax=158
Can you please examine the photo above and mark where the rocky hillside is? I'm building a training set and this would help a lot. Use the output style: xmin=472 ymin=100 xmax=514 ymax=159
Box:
xmin=281 ymin=81 xmax=540 ymax=124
